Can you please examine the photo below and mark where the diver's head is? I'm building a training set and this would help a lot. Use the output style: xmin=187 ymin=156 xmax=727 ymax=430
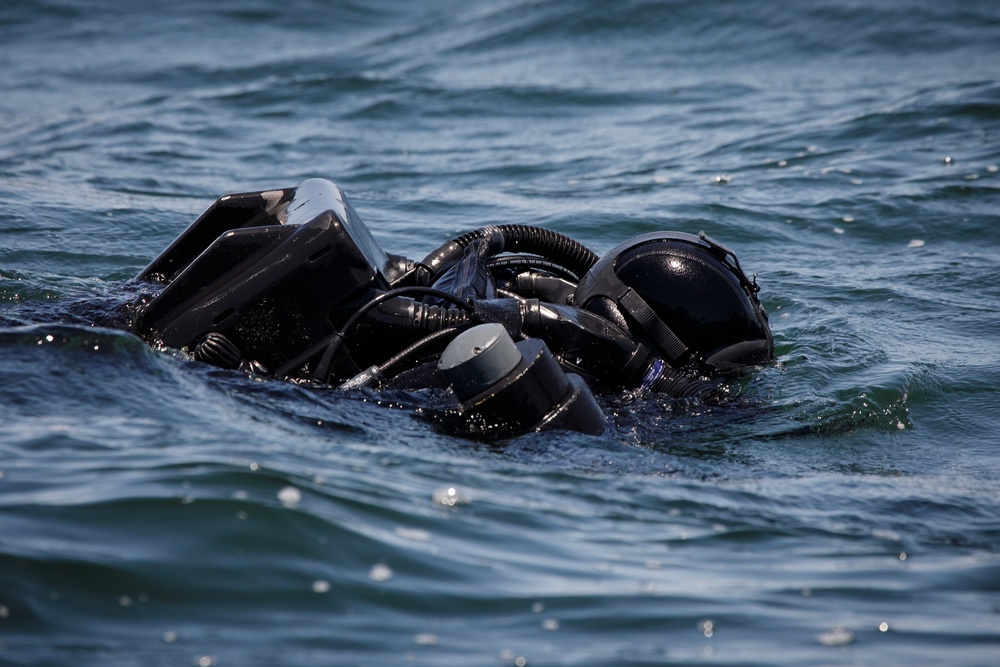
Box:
xmin=574 ymin=231 xmax=773 ymax=370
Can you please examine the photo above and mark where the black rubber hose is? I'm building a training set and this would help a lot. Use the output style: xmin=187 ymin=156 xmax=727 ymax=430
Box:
xmin=193 ymin=332 xmax=242 ymax=370
xmin=340 ymin=286 xmax=475 ymax=337
xmin=369 ymin=297 xmax=476 ymax=334
xmin=417 ymin=225 xmax=599 ymax=284
xmin=486 ymin=255 xmax=582 ymax=282
xmin=313 ymin=287 xmax=477 ymax=383
xmin=378 ymin=327 xmax=463 ymax=378
xmin=649 ymin=369 xmax=722 ymax=403
xmin=336 ymin=327 xmax=466 ymax=391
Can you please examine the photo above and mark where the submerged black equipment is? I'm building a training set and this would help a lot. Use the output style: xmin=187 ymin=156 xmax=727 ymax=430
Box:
xmin=130 ymin=179 xmax=774 ymax=439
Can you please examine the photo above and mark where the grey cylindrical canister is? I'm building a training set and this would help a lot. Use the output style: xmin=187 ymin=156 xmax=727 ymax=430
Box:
xmin=438 ymin=323 xmax=522 ymax=400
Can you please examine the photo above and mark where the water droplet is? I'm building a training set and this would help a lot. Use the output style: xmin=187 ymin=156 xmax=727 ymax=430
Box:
xmin=0 ymin=605 xmax=9 ymax=618
xmin=369 ymin=563 xmax=393 ymax=582
xmin=394 ymin=527 xmax=431 ymax=542
xmin=907 ymin=239 xmax=925 ymax=248
xmin=433 ymin=486 xmax=466 ymax=507
xmin=162 ymin=630 xmax=178 ymax=643
xmin=817 ymin=626 xmax=854 ymax=646
xmin=776 ymin=160 xmax=788 ymax=167
xmin=943 ymin=155 xmax=954 ymax=164
xmin=278 ymin=486 xmax=301 ymax=506
xmin=700 ymin=619 xmax=714 ymax=637
xmin=879 ymin=621 xmax=889 ymax=632
xmin=714 ymin=174 xmax=732 ymax=184
xmin=414 ymin=633 xmax=438 ymax=646
xmin=235 ymin=511 xmax=248 ymax=520
xmin=841 ymin=215 xmax=855 ymax=223
xmin=542 ymin=618 xmax=559 ymax=631
xmin=899 ymin=552 xmax=907 ymax=561
xmin=987 ymin=164 xmax=998 ymax=173
xmin=195 ymin=656 xmax=215 ymax=667
xmin=119 ymin=595 xmax=133 ymax=607
xmin=872 ymin=528 xmax=901 ymax=541
xmin=312 ymin=579 xmax=330 ymax=593
xmin=531 ymin=602 xmax=544 ymax=614
xmin=833 ymin=227 xmax=845 ymax=234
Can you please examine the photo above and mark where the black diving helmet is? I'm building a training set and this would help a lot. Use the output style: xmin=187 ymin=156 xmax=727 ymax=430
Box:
xmin=574 ymin=231 xmax=773 ymax=370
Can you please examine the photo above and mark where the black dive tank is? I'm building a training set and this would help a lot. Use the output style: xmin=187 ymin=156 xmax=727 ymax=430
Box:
xmin=575 ymin=231 xmax=773 ymax=369
xmin=434 ymin=324 xmax=606 ymax=438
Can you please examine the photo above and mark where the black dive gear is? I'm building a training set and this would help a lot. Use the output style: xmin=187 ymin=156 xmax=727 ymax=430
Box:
xmin=575 ymin=231 xmax=774 ymax=370
xmin=412 ymin=224 xmax=599 ymax=287
xmin=131 ymin=179 xmax=774 ymax=439
xmin=435 ymin=324 xmax=606 ymax=437
xmin=133 ymin=179 xmax=399 ymax=378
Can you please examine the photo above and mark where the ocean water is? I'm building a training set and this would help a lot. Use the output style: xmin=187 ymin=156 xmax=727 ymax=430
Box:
xmin=2 ymin=0 xmax=1000 ymax=665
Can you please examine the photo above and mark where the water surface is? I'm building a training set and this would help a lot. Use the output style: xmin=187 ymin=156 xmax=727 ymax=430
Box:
xmin=2 ymin=1 xmax=999 ymax=665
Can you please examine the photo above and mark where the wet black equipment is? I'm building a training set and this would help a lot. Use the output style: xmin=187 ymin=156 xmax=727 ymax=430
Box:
xmin=435 ymin=323 xmax=607 ymax=438
xmin=575 ymin=231 xmax=773 ymax=370
xmin=131 ymin=179 xmax=773 ymax=439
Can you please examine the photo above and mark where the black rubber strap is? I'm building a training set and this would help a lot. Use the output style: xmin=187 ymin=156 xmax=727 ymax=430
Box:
xmin=619 ymin=288 xmax=690 ymax=363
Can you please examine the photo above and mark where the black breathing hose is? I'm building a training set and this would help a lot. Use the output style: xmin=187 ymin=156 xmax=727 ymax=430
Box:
xmin=312 ymin=287 xmax=476 ymax=384
xmin=340 ymin=287 xmax=475 ymax=336
xmin=416 ymin=225 xmax=599 ymax=284
xmin=486 ymin=255 xmax=582 ymax=282
xmin=647 ymin=366 xmax=722 ymax=403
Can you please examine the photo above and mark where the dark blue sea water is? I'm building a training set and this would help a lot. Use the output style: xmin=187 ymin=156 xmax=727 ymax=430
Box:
xmin=2 ymin=1 xmax=1000 ymax=665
